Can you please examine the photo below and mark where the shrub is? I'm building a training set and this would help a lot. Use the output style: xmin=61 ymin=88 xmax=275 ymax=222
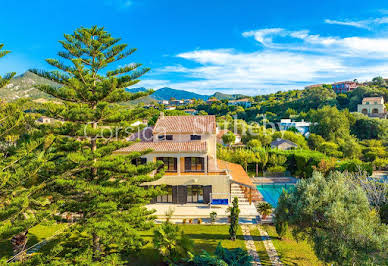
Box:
xmin=153 ymin=222 xmax=194 ymax=264
xmin=210 ymin=212 xmax=217 ymax=224
xmin=256 ymin=202 xmax=273 ymax=219
xmin=192 ymin=242 xmax=252 ymax=266
xmin=266 ymin=165 xmax=286 ymax=173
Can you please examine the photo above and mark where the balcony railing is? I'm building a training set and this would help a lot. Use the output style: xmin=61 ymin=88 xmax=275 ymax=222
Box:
xmin=164 ymin=170 xmax=227 ymax=176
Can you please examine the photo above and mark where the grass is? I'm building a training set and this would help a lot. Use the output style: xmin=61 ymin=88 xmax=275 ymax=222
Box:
xmin=129 ymin=224 xmax=246 ymax=265
xmin=259 ymin=225 xmax=326 ymax=266
xmin=0 ymin=223 xmax=66 ymax=260
xmin=248 ymin=225 xmax=272 ymax=265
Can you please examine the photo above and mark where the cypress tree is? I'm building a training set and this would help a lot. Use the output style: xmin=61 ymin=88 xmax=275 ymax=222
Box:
xmin=30 ymin=26 xmax=163 ymax=263
xmin=229 ymin=197 xmax=240 ymax=241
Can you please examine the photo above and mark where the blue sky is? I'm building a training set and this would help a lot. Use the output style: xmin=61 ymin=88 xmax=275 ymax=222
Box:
xmin=1 ymin=0 xmax=388 ymax=95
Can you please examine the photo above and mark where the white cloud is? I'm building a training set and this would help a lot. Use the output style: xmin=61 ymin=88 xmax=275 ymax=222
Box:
xmin=324 ymin=17 xmax=388 ymax=29
xmin=140 ymin=21 xmax=388 ymax=95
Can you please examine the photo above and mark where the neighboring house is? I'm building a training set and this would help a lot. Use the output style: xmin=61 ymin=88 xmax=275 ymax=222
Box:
xmin=183 ymin=109 xmax=198 ymax=115
xmin=36 ymin=116 xmax=54 ymax=124
xmin=279 ymin=119 xmax=311 ymax=136
xmin=114 ymin=114 xmax=256 ymax=204
xmin=228 ymin=98 xmax=252 ymax=108
xmin=130 ymin=120 xmax=148 ymax=127
xmin=332 ymin=81 xmax=358 ymax=93
xmin=270 ymin=138 xmax=298 ymax=150
xmin=357 ymin=97 xmax=387 ymax=118
xmin=165 ymin=106 xmax=176 ymax=110
xmin=170 ymin=99 xmax=184 ymax=106
xmin=184 ymin=99 xmax=194 ymax=105
xmin=158 ymin=100 xmax=169 ymax=105
xmin=206 ymin=98 xmax=220 ymax=104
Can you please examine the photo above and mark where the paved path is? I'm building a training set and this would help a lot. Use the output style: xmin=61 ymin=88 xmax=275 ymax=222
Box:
xmin=241 ymin=224 xmax=261 ymax=265
xmin=257 ymin=225 xmax=282 ymax=265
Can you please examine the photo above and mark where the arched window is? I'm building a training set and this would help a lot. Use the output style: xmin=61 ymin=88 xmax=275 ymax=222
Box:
xmin=361 ymin=109 xmax=368 ymax=114
xmin=372 ymin=108 xmax=379 ymax=114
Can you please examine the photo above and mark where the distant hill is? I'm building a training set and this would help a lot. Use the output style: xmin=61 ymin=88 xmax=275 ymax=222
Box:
xmin=126 ymin=87 xmax=247 ymax=101
xmin=210 ymin=92 xmax=247 ymax=100
xmin=126 ymin=87 xmax=209 ymax=101
xmin=0 ymin=73 xmax=248 ymax=103
xmin=0 ymin=71 xmax=59 ymax=101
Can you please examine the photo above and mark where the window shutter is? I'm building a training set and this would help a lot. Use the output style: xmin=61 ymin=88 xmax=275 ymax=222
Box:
xmin=203 ymin=186 xmax=212 ymax=204
xmin=177 ymin=186 xmax=187 ymax=204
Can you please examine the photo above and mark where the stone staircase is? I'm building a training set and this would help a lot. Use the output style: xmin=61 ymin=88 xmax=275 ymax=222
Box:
xmin=231 ymin=183 xmax=250 ymax=205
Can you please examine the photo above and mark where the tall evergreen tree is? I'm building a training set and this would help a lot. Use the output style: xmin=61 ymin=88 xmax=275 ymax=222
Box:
xmin=229 ymin=197 xmax=240 ymax=241
xmin=30 ymin=26 xmax=163 ymax=263
xmin=0 ymin=44 xmax=16 ymax=88
xmin=0 ymin=46 xmax=54 ymax=263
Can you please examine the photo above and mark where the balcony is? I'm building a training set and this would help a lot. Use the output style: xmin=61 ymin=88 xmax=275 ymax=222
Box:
xmin=164 ymin=170 xmax=228 ymax=176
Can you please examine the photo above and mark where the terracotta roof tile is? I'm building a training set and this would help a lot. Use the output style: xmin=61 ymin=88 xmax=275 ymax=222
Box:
xmin=217 ymin=159 xmax=254 ymax=188
xmin=153 ymin=115 xmax=216 ymax=134
xmin=114 ymin=141 xmax=207 ymax=153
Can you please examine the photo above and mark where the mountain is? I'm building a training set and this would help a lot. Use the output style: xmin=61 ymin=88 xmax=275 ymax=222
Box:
xmin=0 ymin=73 xmax=248 ymax=103
xmin=126 ymin=87 xmax=209 ymax=101
xmin=210 ymin=92 xmax=247 ymax=100
xmin=126 ymin=87 xmax=248 ymax=101
xmin=0 ymin=71 xmax=58 ymax=101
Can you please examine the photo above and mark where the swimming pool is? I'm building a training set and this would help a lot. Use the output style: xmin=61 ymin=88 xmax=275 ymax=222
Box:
xmin=256 ymin=183 xmax=295 ymax=208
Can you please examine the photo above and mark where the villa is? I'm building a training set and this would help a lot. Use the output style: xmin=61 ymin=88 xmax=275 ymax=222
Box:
xmin=357 ymin=96 xmax=387 ymax=119
xmin=332 ymin=81 xmax=358 ymax=93
xmin=228 ymin=98 xmax=252 ymax=108
xmin=279 ymin=119 xmax=311 ymax=136
xmin=271 ymin=138 xmax=298 ymax=150
xmin=114 ymin=114 xmax=259 ymax=205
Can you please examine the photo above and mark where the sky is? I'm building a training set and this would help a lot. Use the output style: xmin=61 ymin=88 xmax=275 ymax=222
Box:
xmin=0 ymin=0 xmax=388 ymax=96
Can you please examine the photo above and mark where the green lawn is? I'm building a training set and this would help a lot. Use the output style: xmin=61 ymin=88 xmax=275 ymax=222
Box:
xmin=0 ymin=223 xmax=66 ymax=260
xmin=129 ymin=224 xmax=246 ymax=265
xmin=256 ymin=225 xmax=325 ymax=266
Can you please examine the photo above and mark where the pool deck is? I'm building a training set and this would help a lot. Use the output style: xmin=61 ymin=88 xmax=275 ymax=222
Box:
xmin=251 ymin=176 xmax=298 ymax=184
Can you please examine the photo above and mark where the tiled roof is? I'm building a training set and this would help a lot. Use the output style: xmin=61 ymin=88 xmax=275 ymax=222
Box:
xmin=153 ymin=115 xmax=216 ymax=134
xmin=217 ymin=159 xmax=255 ymax=188
xmin=271 ymin=138 xmax=297 ymax=147
xmin=114 ymin=141 xmax=207 ymax=153
xmin=362 ymin=96 xmax=384 ymax=102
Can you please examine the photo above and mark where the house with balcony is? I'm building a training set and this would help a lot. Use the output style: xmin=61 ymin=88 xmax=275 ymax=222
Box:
xmin=114 ymin=114 xmax=259 ymax=205
xmin=332 ymin=81 xmax=358 ymax=93
xmin=228 ymin=98 xmax=252 ymax=108
xmin=357 ymin=97 xmax=387 ymax=118
xmin=279 ymin=119 xmax=311 ymax=136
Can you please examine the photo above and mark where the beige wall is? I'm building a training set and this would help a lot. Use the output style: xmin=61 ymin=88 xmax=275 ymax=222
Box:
xmin=357 ymin=103 xmax=386 ymax=114
xmin=143 ymin=174 xmax=231 ymax=195
xmin=152 ymin=133 xmax=218 ymax=171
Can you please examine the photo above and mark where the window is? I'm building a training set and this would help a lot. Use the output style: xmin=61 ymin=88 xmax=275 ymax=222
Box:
xmin=158 ymin=135 xmax=173 ymax=141
xmin=184 ymin=157 xmax=204 ymax=172
xmin=131 ymin=157 xmax=147 ymax=165
xmin=187 ymin=185 xmax=203 ymax=203
xmin=156 ymin=186 xmax=173 ymax=203
xmin=157 ymin=157 xmax=177 ymax=172
xmin=190 ymin=135 xmax=201 ymax=141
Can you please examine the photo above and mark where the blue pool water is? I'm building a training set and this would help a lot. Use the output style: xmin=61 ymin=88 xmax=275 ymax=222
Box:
xmin=256 ymin=184 xmax=295 ymax=208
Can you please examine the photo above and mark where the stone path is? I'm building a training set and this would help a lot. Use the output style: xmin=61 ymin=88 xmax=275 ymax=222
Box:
xmin=241 ymin=224 xmax=261 ymax=265
xmin=257 ymin=225 xmax=282 ymax=265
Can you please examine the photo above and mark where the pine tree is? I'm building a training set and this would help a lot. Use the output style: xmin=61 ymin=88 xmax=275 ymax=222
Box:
xmin=229 ymin=197 xmax=240 ymax=241
xmin=30 ymin=26 xmax=163 ymax=263
xmin=0 ymin=47 xmax=54 ymax=262
xmin=0 ymin=44 xmax=16 ymax=88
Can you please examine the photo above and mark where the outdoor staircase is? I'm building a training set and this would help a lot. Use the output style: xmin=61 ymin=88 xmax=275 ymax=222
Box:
xmin=231 ymin=183 xmax=250 ymax=205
